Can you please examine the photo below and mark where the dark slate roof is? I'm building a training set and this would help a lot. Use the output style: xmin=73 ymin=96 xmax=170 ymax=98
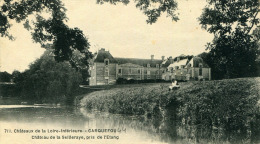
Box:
xmin=94 ymin=49 xmax=118 ymax=63
xmin=162 ymin=58 xmax=173 ymax=67
xmin=191 ymin=56 xmax=210 ymax=68
xmin=115 ymin=57 xmax=163 ymax=67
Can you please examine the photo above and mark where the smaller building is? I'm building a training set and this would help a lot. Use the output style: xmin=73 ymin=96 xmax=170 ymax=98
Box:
xmin=162 ymin=56 xmax=211 ymax=81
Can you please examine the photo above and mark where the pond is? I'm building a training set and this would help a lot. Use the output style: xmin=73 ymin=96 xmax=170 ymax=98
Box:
xmin=0 ymin=105 xmax=183 ymax=144
xmin=1 ymin=104 xmax=257 ymax=144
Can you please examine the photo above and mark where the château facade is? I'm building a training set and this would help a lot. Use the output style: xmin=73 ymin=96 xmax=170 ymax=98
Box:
xmin=88 ymin=48 xmax=166 ymax=85
xmin=89 ymin=48 xmax=211 ymax=85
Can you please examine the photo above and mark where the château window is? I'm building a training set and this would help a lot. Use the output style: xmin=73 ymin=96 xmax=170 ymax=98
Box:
xmin=199 ymin=63 xmax=203 ymax=76
xmin=147 ymin=63 xmax=150 ymax=67
xmin=104 ymin=59 xmax=109 ymax=66
xmin=199 ymin=68 xmax=202 ymax=76
xmin=144 ymin=70 xmax=147 ymax=74
xmin=138 ymin=69 xmax=141 ymax=74
xmin=187 ymin=64 xmax=191 ymax=68
xmin=129 ymin=69 xmax=132 ymax=74
xmin=156 ymin=64 xmax=159 ymax=68
xmin=118 ymin=68 xmax=122 ymax=74
xmin=171 ymin=68 xmax=174 ymax=73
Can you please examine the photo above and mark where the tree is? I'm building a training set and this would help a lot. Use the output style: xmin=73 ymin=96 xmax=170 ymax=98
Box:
xmin=16 ymin=50 xmax=83 ymax=104
xmin=0 ymin=0 xmax=92 ymax=64
xmin=1 ymin=0 xmax=179 ymax=69
xmin=97 ymin=0 xmax=179 ymax=24
xmin=0 ymin=71 xmax=12 ymax=82
xmin=199 ymin=0 xmax=259 ymax=79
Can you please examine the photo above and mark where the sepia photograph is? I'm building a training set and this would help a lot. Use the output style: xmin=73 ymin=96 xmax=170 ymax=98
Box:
xmin=0 ymin=0 xmax=259 ymax=143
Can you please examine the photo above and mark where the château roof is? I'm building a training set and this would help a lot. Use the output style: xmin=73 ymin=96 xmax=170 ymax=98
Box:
xmin=168 ymin=59 xmax=188 ymax=68
xmin=94 ymin=49 xmax=118 ymax=63
xmin=115 ymin=57 xmax=163 ymax=68
xmin=186 ymin=56 xmax=210 ymax=68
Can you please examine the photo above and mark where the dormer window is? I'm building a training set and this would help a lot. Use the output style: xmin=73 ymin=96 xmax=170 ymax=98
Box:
xmin=105 ymin=59 xmax=109 ymax=66
xmin=156 ymin=64 xmax=159 ymax=68
xmin=171 ymin=67 xmax=174 ymax=73
xmin=199 ymin=63 xmax=203 ymax=68
xmin=147 ymin=63 xmax=150 ymax=67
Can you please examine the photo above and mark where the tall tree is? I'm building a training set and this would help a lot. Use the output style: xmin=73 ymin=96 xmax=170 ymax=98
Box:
xmin=0 ymin=0 xmax=92 ymax=64
xmin=199 ymin=0 xmax=259 ymax=79
xmin=17 ymin=50 xmax=83 ymax=103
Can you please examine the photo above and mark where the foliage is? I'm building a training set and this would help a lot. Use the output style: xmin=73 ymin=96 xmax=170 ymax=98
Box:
xmin=97 ymin=0 xmax=179 ymax=24
xmin=199 ymin=0 xmax=259 ymax=79
xmin=81 ymin=77 xmax=260 ymax=143
xmin=173 ymin=78 xmax=260 ymax=143
xmin=0 ymin=0 xmax=92 ymax=64
xmin=14 ymin=50 xmax=83 ymax=104
xmin=0 ymin=0 xmax=180 ymax=64
xmin=0 ymin=71 xmax=12 ymax=82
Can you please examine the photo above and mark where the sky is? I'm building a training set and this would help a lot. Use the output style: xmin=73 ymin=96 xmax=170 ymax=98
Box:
xmin=0 ymin=0 xmax=213 ymax=73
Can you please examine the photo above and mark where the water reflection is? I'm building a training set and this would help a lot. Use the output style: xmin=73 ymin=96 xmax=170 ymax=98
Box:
xmin=0 ymin=105 xmax=254 ymax=144
xmin=0 ymin=105 xmax=172 ymax=144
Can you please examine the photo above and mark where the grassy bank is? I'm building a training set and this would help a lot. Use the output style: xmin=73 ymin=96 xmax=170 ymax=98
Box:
xmin=81 ymin=77 xmax=260 ymax=143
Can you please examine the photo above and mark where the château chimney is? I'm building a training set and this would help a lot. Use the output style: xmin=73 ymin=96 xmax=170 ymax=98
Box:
xmin=169 ymin=56 xmax=173 ymax=63
xmin=100 ymin=48 xmax=105 ymax=51
xmin=161 ymin=56 xmax=165 ymax=61
xmin=151 ymin=55 xmax=154 ymax=61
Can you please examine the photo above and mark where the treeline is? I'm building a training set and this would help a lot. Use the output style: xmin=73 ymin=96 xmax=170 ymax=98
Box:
xmin=198 ymin=51 xmax=260 ymax=80
xmin=0 ymin=50 xmax=89 ymax=104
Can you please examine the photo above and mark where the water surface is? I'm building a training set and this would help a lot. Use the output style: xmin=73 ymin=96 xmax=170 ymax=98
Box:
xmin=0 ymin=105 xmax=177 ymax=144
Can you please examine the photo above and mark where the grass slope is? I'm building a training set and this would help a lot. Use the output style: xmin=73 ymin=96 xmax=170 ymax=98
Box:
xmin=80 ymin=77 xmax=260 ymax=142
xmin=81 ymin=77 xmax=259 ymax=115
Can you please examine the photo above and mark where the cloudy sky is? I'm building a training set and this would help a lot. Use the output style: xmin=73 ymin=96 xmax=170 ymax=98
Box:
xmin=0 ymin=0 xmax=213 ymax=73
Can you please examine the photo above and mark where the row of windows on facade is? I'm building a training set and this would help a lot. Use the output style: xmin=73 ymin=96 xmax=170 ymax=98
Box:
xmin=90 ymin=75 xmax=161 ymax=80
xmin=167 ymin=63 xmax=203 ymax=72
xmin=99 ymin=68 xmax=202 ymax=77
xmin=100 ymin=68 xmax=162 ymax=76
xmin=117 ymin=68 xmax=162 ymax=75
xmin=104 ymin=59 xmax=162 ymax=68
xmin=100 ymin=69 xmax=160 ymax=78
xmin=170 ymin=68 xmax=203 ymax=76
